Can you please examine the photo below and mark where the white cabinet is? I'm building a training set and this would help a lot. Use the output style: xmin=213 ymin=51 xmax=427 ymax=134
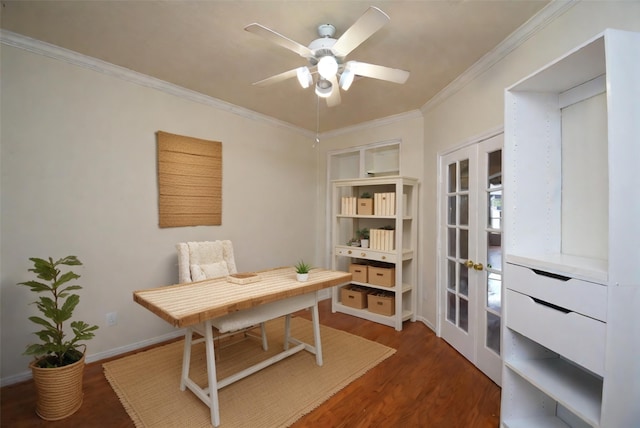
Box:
xmin=501 ymin=29 xmax=640 ymax=427
xmin=330 ymin=176 xmax=418 ymax=331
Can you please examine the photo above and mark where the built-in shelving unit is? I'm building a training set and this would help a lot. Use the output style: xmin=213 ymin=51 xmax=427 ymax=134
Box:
xmin=501 ymin=29 xmax=640 ymax=427
xmin=330 ymin=176 xmax=418 ymax=331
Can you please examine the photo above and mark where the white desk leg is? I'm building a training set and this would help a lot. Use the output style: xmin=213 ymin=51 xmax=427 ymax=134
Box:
xmin=311 ymin=303 xmax=323 ymax=366
xmin=204 ymin=320 xmax=221 ymax=427
xmin=260 ymin=322 xmax=268 ymax=351
xmin=284 ymin=314 xmax=291 ymax=350
xmin=180 ymin=327 xmax=193 ymax=391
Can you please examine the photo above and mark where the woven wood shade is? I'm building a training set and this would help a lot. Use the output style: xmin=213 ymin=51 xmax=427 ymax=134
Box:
xmin=157 ymin=131 xmax=222 ymax=227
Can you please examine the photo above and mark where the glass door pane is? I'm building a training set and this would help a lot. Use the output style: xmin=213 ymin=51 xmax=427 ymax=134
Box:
xmin=482 ymin=148 xmax=503 ymax=357
xmin=445 ymin=158 xmax=471 ymax=334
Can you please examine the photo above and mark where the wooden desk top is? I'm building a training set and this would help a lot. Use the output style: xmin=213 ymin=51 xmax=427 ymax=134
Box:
xmin=133 ymin=267 xmax=351 ymax=328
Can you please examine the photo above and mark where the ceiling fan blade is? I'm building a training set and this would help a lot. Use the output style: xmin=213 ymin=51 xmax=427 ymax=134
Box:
xmin=252 ymin=68 xmax=299 ymax=87
xmin=351 ymin=61 xmax=410 ymax=84
xmin=327 ymin=75 xmax=341 ymax=107
xmin=245 ymin=23 xmax=314 ymax=58
xmin=332 ymin=6 xmax=389 ymax=57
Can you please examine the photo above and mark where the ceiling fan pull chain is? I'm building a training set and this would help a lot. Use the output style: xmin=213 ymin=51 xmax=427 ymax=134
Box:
xmin=313 ymin=95 xmax=320 ymax=148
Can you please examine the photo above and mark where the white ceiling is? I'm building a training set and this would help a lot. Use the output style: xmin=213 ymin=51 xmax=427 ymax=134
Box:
xmin=1 ymin=1 xmax=550 ymax=132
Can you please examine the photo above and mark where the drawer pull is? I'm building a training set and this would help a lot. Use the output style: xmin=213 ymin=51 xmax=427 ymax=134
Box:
xmin=532 ymin=269 xmax=571 ymax=281
xmin=532 ymin=297 xmax=571 ymax=314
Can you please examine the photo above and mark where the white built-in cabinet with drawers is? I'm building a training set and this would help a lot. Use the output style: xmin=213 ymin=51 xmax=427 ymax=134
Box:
xmin=501 ymin=29 xmax=640 ymax=427
xmin=330 ymin=176 xmax=418 ymax=331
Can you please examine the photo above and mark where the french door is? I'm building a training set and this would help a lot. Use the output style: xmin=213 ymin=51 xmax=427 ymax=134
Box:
xmin=438 ymin=132 xmax=503 ymax=385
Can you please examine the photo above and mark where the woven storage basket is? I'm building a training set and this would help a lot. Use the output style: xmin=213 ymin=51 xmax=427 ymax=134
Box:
xmin=29 ymin=350 xmax=85 ymax=420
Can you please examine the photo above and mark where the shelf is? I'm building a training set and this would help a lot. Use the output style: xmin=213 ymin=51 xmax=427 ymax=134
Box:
xmin=331 ymin=176 xmax=418 ymax=331
xmin=502 ymin=29 xmax=640 ymax=428
xmin=333 ymin=303 xmax=413 ymax=327
xmin=348 ymin=281 xmax=412 ymax=293
xmin=337 ymin=214 xmax=412 ymax=220
xmin=503 ymin=416 xmax=571 ymax=428
xmin=505 ymin=358 xmax=602 ymax=426
xmin=366 ymin=170 xmax=400 ymax=177
xmin=332 ymin=176 xmax=418 ymax=187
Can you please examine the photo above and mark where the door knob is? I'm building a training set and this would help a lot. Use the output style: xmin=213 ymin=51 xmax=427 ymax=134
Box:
xmin=473 ymin=263 xmax=484 ymax=271
xmin=465 ymin=260 xmax=474 ymax=268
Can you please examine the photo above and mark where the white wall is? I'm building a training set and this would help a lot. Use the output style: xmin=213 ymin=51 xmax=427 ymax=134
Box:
xmin=420 ymin=1 xmax=640 ymax=327
xmin=0 ymin=45 xmax=318 ymax=382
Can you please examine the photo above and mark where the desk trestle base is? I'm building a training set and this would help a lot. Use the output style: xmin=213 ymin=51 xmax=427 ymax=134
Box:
xmin=179 ymin=292 xmax=323 ymax=427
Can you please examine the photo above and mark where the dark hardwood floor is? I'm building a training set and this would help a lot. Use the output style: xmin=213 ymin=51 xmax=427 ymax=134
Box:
xmin=1 ymin=299 xmax=501 ymax=427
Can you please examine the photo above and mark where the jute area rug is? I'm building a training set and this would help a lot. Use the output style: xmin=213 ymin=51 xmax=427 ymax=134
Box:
xmin=103 ymin=316 xmax=395 ymax=427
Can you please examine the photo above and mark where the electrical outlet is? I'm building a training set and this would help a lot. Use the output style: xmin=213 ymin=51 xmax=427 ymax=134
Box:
xmin=106 ymin=312 xmax=118 ymax=327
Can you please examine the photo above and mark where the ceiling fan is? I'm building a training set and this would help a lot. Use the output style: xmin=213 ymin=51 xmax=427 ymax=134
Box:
xmin=244 ymin=6 xmax=410 ymax=107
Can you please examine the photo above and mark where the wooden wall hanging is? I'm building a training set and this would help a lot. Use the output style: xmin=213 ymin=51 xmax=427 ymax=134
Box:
xmin=156 ymin=131 xmax=222 ymax=227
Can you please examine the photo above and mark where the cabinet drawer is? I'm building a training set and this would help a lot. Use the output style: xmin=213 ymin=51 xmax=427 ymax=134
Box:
xmin=505 ymin=262 xmax=606 ymax=322
xmin=335 ymin=246 xmax=396 ymax=263
xmin=506 ymin=289 xmax=605 ymax=376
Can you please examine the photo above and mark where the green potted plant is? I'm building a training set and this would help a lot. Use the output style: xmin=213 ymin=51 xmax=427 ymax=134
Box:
xmin=356 ymin=227 xmax=370 ymax=248
xmin=294 ymin=260 xmax=312 ymax=282
xmin=357 ymin=192 xmax=374 ymax=215
xmin=18 ymin=255 xmax=99 ymax=420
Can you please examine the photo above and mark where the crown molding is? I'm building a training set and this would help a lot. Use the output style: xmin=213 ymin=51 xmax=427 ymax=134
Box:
xmin=420 ymin=0 xmax=578 ymax=113
xmin=320 ymin=109 xmax=423 ymax=139
xmin=0 ymin=29 xmax=314 ymax=139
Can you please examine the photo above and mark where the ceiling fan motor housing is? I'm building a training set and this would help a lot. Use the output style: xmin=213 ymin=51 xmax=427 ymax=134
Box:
xmin=317 ymin=24 xmax=336 ymax=38
xmin=307 ymin=36 xmax=342 ymax=66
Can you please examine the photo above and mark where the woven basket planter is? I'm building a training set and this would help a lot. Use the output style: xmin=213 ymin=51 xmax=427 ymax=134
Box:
xmin=29 ymin=351 xmax=85 ymax=420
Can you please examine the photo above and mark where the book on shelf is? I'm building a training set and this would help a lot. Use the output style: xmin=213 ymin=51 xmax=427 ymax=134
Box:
xmin=341 ymin=196 xmax=357 ymax=215
xmin=374 ymin=192 xmax=396 ymax=216
xmin=370 ymin=228 xmax=395 ymax=251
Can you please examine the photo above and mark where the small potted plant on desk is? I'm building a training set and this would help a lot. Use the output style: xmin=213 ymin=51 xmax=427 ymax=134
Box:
xmin=294 ymin=260 xmax=312 ymax=282
xmin=17 ymin=255 xmax=99 ymax=420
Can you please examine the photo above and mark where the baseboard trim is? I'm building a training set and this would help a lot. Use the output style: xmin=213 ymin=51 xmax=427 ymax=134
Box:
xmin=0 ymin=329 xmax=185 ymax=387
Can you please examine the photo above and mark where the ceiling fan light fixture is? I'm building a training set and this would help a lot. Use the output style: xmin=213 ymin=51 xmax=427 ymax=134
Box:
xmin=339 ymin=68 xmax=355 ymax=91
xmin=315 ymin=79 xmax=333 ymax=98
xmin=317 ymin=56 xmax=338 ymax=79
xmin=296 ymin=66 xmax=312 ymax=88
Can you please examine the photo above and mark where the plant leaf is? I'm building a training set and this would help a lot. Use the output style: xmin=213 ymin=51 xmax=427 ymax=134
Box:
xmin=28 ymin=316 xmax=55 ymax=329
xmin=53 ymin=271 xmax=80 ymax=289
xmin=17 ymin=280 xmax=51 ymax=293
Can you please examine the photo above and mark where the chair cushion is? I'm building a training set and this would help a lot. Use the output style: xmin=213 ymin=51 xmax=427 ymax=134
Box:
xmin=190 ymin=261 xmax=229 ymax=281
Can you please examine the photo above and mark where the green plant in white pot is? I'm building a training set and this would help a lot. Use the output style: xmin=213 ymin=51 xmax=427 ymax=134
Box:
xmin=294 ymin=260 xmax=312 ymax=282
xmin=356 ymin=228 xmax=370 ymax=248
xmin=18 ymin=255 xmax=99 ymax=420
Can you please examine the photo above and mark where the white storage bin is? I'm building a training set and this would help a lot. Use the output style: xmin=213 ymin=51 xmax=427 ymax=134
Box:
xmin=506 ymin=289 xmax=606 ymax=376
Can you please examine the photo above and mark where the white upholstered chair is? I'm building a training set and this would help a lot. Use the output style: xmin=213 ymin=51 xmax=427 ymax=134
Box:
xmin=177 ymin=240 xmax=238 ymax=283
xmin=177 ymin=240 xmax=268 ymax=351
